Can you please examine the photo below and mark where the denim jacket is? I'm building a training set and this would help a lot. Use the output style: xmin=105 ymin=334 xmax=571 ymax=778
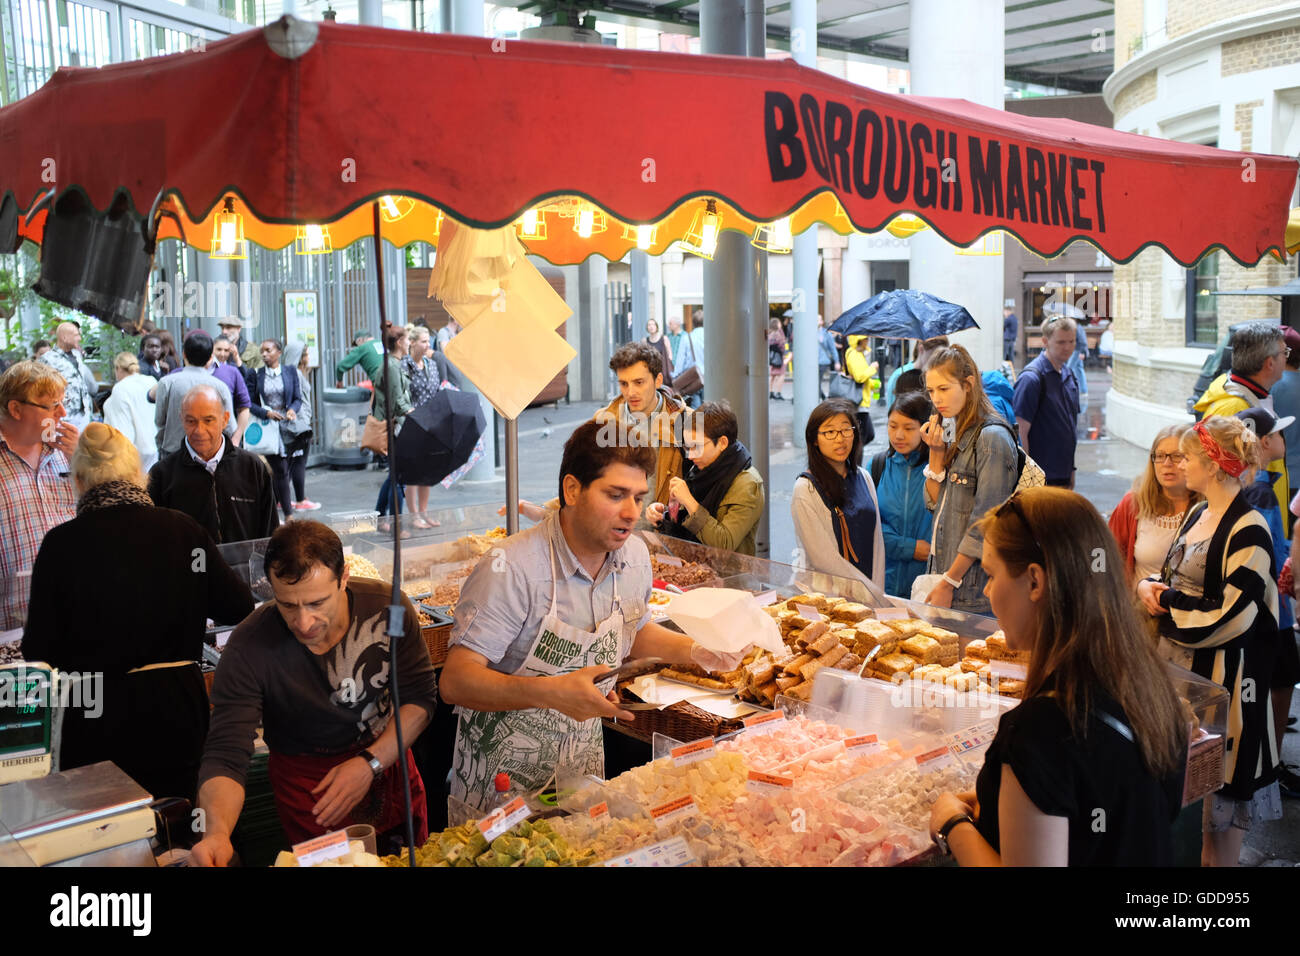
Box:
xmin=928 ymin=414 xmax=1018 ymax=614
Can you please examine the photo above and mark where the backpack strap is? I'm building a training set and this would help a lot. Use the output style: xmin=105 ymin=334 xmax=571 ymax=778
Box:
xmin=870 ymin=451 xmax=887 ymax=487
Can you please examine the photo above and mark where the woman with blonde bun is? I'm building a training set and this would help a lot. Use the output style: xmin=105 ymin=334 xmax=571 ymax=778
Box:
xmin=22 ymin=423 xmax=254 ymax=801
xmin=1136 ymin=416 xmax=1282 ymax=866
xmin=102 ymin=351 xmax=159 ymax=473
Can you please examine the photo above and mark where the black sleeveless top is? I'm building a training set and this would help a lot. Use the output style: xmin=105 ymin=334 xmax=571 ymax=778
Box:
xmin=974 ymin=692 xmax=1185 ymax=866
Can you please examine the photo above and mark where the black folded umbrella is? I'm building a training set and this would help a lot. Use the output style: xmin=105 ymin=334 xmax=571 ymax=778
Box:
xmin=394 ymin=388 xmax=486 ymax=486
xmin=829 ymin=289 xmax=978 ymax=341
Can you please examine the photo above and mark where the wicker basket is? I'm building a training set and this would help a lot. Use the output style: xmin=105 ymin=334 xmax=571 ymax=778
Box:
xmin=1182 ymin=732 xmax=1226 ymax=806
xmin=608 ymin=695 xmax=745 ymax=744
xmin=418 ymin=604 xmax=455 ymax=667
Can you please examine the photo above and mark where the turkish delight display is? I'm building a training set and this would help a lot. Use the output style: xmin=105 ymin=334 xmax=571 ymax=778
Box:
xmin=604 ymin=751 xmax=749 ymax=812
xmin=835 ymin=751 xmax=981 ymax=834
xmin=708 ymin=791 xmax=930 ymax=867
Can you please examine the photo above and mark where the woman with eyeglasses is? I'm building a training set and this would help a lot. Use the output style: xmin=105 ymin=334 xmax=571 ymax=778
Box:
xmin=920 ymin=344 xmax=1019 ymax=614
xmin=1107 ymin=424 xmax=1201 ymax=583
xmin=928 ymin=488 xmax=1187 ymax=866
xmin=1136 ymin=416 xmax=1282 ymax=866
xmin=791 ymin=397 xmax=885 ymax=591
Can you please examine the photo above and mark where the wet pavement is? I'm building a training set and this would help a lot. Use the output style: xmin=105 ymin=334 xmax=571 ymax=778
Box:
xmin=300 ymin=366 xmax=1297 ymax=866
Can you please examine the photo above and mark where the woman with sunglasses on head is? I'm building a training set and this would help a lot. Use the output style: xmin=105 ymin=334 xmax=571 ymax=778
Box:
xmin=1136 ymin=416 xmax=1282 ymax=866
xmin=929 ymin=488 xmax=1188 ymax=866
xmin=1107 ymin=424 xmax=1201 ymax=584
xmin=920 ymin=344 xmax=1019 ymax=613
xmin=791 ymin=398 xmax=885 ymax=591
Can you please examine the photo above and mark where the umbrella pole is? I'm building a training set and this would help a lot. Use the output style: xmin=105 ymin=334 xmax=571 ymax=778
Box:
xmin=372 ymin=202 xmax=417 ymax=867
xmin=505 ymin=416 xmax=519 ymax=535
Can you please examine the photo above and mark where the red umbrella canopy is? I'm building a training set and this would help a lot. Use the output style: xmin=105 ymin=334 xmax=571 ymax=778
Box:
xmin=0 ymin=16 xmax=1295 ymax=267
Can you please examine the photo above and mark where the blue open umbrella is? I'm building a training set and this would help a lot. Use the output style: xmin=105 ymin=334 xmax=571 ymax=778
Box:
xmin=829 ymin=289 xmax=979 ymax=341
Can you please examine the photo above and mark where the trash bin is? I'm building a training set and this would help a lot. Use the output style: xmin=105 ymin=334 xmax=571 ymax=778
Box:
xmin=322 ymin=386 xmax=371 ymax=468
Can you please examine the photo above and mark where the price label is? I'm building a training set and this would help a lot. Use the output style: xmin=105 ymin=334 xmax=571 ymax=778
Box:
xmin=602 ymin=834 xmax=696 ymax=867
xmin=215 ymin=630 xmax=232 ymax=649
xmin=342 ymin=545 xmax=354 ymax=557
xmin=915 ymin=746 xmax=955 ymax=773
xmin=944 ymin=721 xmax=998 ymax=756
xmin=291 ymin=829 xmax=350 ymax=867
xmin=746 ymin=770 xmax=795 ymax=794
xmin=986 ymin=660 xmax=1027 ymax=680
xmin=656 ymin=554 xmax=683 ymax=567
xmin=752 ymin=590 xmax=779 ymax=607
xmin=650 ymin=794 xmax=699 ymax=829
xmin=670 ymin=738 xmax=717 ymax=767
xmin=588 ymin=802 xmax=611 ymax=825
xmin=844 ymin=734 xmax=882 ymax=754
xmin=874 ymin=606 xmax=909 ymax=621
xmin=477 ymin=796 xmax=530 ymax=842
xmin=741 ymin=710 xmax=787 ymax=737
xmin=794 ymin=604 xmax=824 ymax=622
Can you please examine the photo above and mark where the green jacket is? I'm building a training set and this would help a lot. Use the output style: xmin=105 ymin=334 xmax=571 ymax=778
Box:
xmin=335 ymin=339 xmax=385 ymax=382
xmin=680 ymin=465 xmax=765 ymax=556
xmin=370 ymin=355 xmax=411 ymax=428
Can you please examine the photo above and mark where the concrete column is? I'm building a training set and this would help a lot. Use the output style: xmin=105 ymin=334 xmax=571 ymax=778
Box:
xmin=629 ymin=249 xmax=650 ymax=342
xmin=577 ymin=257 xmax=609 ymax=402
xmin=790 ymin=0 xmax=819 ymax=450
xmin=358 ymin=0 xmax=382 ymax=26
xmin=745 ymin=0 xmax=770 ymax=557
xmin=907 ymin=0 xmax=1004 ymax=371
xmin=451 ymin=0 xmax=482 ymax=35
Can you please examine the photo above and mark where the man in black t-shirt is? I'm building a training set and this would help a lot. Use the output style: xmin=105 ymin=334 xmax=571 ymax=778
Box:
xmin=191 ymin=521 xmax=438 ymax=865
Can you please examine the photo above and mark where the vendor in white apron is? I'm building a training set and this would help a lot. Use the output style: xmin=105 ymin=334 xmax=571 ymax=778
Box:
xmin=441 ymin=421 xmax=737 ymax=810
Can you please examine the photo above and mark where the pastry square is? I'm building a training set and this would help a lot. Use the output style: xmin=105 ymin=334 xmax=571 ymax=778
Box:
xmin=830 ymin=602 xmax=872 ymax=623
xmin=900 ymin=635 xmax=942 ymax=663
xmin=883 ymin=618 xmax=929 ymax=638
xmin=964 ymin=639 xmax=989 ymax=660
xmin=874 ymin=653 xmax=917 ymax=676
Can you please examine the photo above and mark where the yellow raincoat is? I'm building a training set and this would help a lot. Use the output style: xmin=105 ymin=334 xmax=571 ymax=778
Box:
xmin=844 ymin=335 xmax=881 ymax=408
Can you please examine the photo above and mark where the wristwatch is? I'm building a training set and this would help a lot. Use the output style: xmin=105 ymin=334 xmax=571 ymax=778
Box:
xmin=941 ymin=572 xmax=963 ymax=589
xmin=358 ymin=749 xmax=384 ymax=778
xmin=934 ymin=812 xmax=975 ymax=855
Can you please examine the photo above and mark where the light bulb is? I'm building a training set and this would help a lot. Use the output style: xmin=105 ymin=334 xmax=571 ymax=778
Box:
xmin=381 ymin=196 xmax=401 ymax=219
xmin=772 ymin=217 xmax=793 ymax=248
xmin=577 ymin=207 xmax=594 ymax=239
xmin=305 ymin=224 xmax=324 ymax=250
xmin=522 ymin=208 xmax=539 ymax=233
xmin=636 ymin=224 xmax=653 ymax=250
xmin=220 ymin=221 xmax=236 ymax=255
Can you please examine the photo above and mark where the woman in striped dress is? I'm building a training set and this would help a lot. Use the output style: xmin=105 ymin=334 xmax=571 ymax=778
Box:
xmin=1137 ymin=416 xmax=1281 ymax=867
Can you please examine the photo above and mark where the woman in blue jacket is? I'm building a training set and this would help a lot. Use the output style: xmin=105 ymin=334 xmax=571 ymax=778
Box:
xmin=872 ymin=390 xmax=935 ymax=599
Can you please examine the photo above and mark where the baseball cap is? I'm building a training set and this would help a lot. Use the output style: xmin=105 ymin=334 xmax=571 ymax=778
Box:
xmin=1235 ymin=406 xmax=1295 ymax=437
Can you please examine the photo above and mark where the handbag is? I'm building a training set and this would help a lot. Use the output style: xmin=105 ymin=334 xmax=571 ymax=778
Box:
xmin=673 ymin=334 xmax=703 ymax=397
xmin=243 ymin=419 xmax=283 ymax=456
xmin=828 ymin=372 xmax=859 ymax=401
xmin=360 ymin=415 xmax=388 ymax=456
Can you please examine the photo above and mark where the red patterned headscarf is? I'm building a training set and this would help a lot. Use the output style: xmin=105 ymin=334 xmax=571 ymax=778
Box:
xmin=1193 ymin=421 xmax=1247 ymax=477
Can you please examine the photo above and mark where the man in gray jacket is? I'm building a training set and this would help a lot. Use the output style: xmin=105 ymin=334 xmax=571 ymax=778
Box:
xmin=153 ymin=331 xmax=234 ymax=457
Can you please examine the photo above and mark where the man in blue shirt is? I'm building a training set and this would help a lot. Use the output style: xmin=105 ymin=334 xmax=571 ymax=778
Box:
xmin=1013 ymin=316 xmax=1081 ymax=488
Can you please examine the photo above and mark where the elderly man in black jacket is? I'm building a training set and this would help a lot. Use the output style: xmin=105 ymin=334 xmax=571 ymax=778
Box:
xmin=148 ymin=384 xmax=279 ymax=544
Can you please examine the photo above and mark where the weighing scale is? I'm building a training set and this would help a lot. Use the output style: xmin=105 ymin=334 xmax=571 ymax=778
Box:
xmin=0 ymin=761 xmax=157 ymax=867
xmin=0 ymin=662 xmax=53 ymax=784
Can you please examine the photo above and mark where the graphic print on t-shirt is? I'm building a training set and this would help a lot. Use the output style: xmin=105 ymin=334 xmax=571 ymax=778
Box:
xmin=321 ymin=610 xmax=391 ymax=739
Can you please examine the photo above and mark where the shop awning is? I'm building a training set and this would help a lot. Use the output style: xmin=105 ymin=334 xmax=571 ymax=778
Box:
xmin=0 ymin=16 xmax=1295 ymax=270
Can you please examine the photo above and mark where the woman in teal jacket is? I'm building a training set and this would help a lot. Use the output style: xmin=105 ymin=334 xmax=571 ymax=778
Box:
xmin=873 ymin=390 xmax=935 ymax=598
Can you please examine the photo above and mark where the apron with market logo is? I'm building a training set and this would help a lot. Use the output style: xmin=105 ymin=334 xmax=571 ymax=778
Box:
xmin=450 ymin=538 xmax=627 ymax=810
